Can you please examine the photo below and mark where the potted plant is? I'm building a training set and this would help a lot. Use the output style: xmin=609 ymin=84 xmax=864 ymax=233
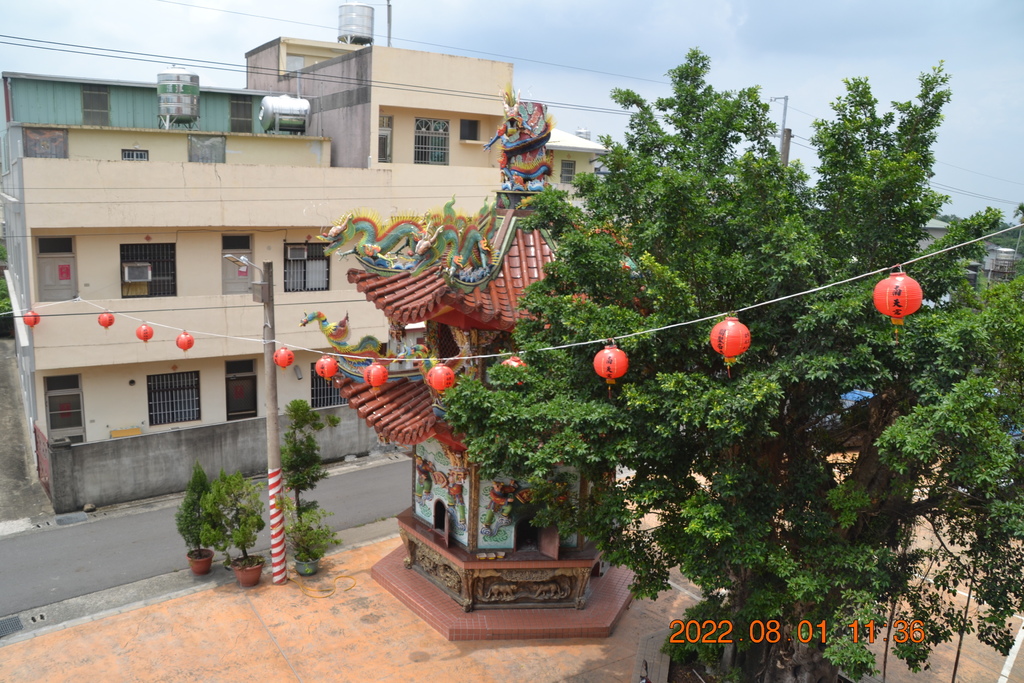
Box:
xmin=175 ymin=460 xmax=215 ymax=575
xmin=281 ymin=497 xmax=341 ymax=576
xmin=201 ymin=469 xmax=266 ymax=587
xmin=281 ymin=399 xmax=339 ymax=513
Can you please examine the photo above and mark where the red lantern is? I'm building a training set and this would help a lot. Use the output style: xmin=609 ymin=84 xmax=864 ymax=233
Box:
xmin=426 ymin=364 xmax=456 ymax=392
xmin=709 ymin=317 xmax=751 ymax=366
xmin=364 ymin=362 xmax=389 ymax=387
xmin=23 ymin=310 xmax=40 ymax=328
xmin=176 ymin=331 xmax=195 ymax=352
xmin=593 ymin=343 xmax=628 ymax=385
xmin=98 ymin=311 xmax=115 ymax=329
xmin=873 ymin=272 xmax=922 ymax=326
xmin=316 ymin=354 xmax=339 ymax=379
xmin=136 ymin=324 xmax=154 ymax=343
xmin=502 ymin=355 xmax=527 ymax=368
xmin=273 ymin=347 xmax=294 ymax=368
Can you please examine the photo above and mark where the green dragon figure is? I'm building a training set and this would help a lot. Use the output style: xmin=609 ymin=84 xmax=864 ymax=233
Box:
xmin=299 ymin=310 xmax=429 ymax=381
xmin=318 ymin=198 xmax=501 ymax=290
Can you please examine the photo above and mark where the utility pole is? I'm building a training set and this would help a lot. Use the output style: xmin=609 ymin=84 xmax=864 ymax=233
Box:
xmin=225 ymin=254 xmax=287 ymax=585
xmin=770 ymin=96 xmax=791 ymax=166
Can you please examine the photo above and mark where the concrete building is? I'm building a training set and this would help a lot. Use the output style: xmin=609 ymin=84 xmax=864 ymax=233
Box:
xmin=0 ymin=33 xmax=517 ymax=512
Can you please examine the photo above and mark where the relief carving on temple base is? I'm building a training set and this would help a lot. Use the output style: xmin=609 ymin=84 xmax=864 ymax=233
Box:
xmin=411 ymin=538 xmax=465 ymax=595
xmin=399 ymin=528 xmax=414 ymax=569
xmin=474 ymin=570 xmax=579 ymax=604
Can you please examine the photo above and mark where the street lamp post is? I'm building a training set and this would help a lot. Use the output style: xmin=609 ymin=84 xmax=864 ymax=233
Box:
xmin=224 ymin=254 xmax=287 ymax=585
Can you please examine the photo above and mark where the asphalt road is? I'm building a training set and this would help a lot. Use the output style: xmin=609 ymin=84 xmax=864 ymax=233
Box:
xmin=0 ymin=455 xmax=410 ymax=618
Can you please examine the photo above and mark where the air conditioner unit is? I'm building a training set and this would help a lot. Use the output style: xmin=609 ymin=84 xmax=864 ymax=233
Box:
xmin=122 ymin=262 xmax=153 ymax=282
xmin=287 ymin=245 xmax=308 ymax=260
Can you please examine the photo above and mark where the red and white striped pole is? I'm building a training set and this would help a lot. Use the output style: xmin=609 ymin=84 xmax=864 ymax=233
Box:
xmin=268 ymin=467 xmax=287 ymax=584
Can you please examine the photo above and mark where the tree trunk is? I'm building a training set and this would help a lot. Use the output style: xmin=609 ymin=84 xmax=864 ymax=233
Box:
xmin=759 ymin=639 xmax=839 ymax=683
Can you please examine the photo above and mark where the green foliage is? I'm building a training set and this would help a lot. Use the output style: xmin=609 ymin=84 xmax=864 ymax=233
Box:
xmin=200 ymin=469 xmax=266 ymax=567
xmin=174 ymin=461 xmax=212 ymax=555
xmin=444 ymin=50 xmax=1024 ymax=681
xmin=280 ymin=399 xmax=339 ymax=510
xmin=280 ymin=496 xmax=341 ymax=562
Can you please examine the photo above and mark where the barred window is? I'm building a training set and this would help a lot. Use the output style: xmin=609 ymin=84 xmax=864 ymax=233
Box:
xmin=120 ymin=243 xmax=176 ymax=298
xmin=284 ymin=242 xmax=329 ymax=292
xmin=560 ymin=159 xmax=576 ymax=184
xmin=230 ymin=96 xmax=253 ymax=133
xmin=147 ymin=371 xmax=201 ymax=426
xmin=122 ymin=149 xmax=149 ymax=161
xmin=414 ymin=118 xmax=449 ymax=165
xmin=311 ymin=363 xmax=348 ymax=409
xmin=378 ymin=115 xmax=393 ymax=163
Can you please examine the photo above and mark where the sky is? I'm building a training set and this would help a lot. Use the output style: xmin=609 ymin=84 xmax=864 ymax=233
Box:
xmin=2 ymin=0 xmax=1022 ymax=222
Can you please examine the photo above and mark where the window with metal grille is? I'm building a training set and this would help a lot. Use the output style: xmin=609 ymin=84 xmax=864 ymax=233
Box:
xmin=120 ymin=243 xmax=176 ymax=298
xmin=121 ymin=149 xmax=149 ymax=161
xmin=560 ymin=159 xmax=576 ymax=184
xmin=230 ymin=96 xmax=253 ymax=133
xmin=378 ymin=115 xmax=393 ymax=163
xmin=311 ymin=363 xmax=348 ymax=408
xmin=414 ymin=118 xmax=449 ymax=165
xmin=82 ymin=85 xmax=109 ymax=126
xmin=147 ymin=371 xmax=201 ymax=426
xmin=284 ymin=242 xmax=329 ymax=292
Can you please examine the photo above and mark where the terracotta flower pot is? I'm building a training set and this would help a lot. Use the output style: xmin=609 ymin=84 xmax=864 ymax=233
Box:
xmin=231 ymin=558 xmax=265 ymax=587
xmin=187 ymin=549 xmax=215 ymax=576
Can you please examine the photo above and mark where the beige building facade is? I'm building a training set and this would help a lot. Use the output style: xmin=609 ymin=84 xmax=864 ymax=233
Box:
xmin=0 ymin=37 xmax=518 ymax=509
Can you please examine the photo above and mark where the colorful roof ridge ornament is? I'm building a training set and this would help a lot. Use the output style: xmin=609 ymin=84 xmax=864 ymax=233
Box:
xmin=709 ymin=316 xmax=750 ymax=376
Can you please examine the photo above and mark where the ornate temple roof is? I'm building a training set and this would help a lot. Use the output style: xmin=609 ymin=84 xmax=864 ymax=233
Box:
xmin=346 ymin=212 xmax=555 ymax=331
xmin=337 ymin=209 xmax=556 ymax=446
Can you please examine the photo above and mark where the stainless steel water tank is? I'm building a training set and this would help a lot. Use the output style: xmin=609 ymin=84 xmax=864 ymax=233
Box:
xmin=157 ymin=66 xmax=199 ymax=125
xmin=259 ymin=95 xmax=310 ymax=133
xmin=338 ymin=3 xmax=374 ymax=44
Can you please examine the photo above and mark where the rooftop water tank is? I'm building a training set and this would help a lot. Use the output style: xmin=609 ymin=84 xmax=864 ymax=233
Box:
xmin=338 ymin=3 xmax=374 ymax=44
xmin=157 ymin=66 xmax=199 ymax=128
xmin=259 ymin=95 xmax=310 ymax=133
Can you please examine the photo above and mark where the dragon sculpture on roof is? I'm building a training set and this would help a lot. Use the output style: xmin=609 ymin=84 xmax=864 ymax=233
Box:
xmin=484 ymin=84 xmax=554 ymax=192
xmin=318 ymin=198 xmax=501 ymax=289
xmin=299 ymin=310 xmax=429 ymax=381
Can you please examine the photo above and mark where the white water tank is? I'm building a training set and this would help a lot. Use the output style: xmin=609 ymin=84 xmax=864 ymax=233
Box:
xmin=339 ymin=3 xmax=374 ymax=44
xmin=259 ymin=95 xmax=310 ymax=133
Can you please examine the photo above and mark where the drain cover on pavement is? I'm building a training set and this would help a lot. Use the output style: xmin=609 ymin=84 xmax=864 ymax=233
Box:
xmin=0 ymin=616 xmax=24 ymax=638
xmin=55 ymin=512 xmax=89 ymax=526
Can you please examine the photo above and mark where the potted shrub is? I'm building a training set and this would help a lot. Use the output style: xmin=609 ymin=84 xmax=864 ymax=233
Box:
xmin=281 ymin=399 xmax=339 ymax=512
xmin=281 ymin=497 xmax=341 ymax=576
xmin=175 ymin=460 xmax=215 ymax=575
xmin=201 ymin=469 xmax=266 ymax=587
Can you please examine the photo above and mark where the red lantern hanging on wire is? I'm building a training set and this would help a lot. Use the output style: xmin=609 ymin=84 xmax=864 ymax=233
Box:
xmin=23 ymin=310 xmax=40 ymax=328
xmin=176 ymin=331 xmax=195 ymax=352
xmin=136 ymin=324 xmax=154 ymax=343
xmin=98 ymin=311 xmax=115 ymax=329
xmin=273 ymin=347 xmax=294 ymax=368
xmin=709 ymin=316 xmax=751 ymax=372
xmin=363 ymin=361 xmax=389 ymax=388
xmin=502 ymin=355 xmax=527 ymax=368
xmin=593 ymin=342 xmax=628 ymax=386
xmin=316 ymin=354 xmax=339 ymax=379
xmin=873 ymin=270 xmax=922 ymax=327
xmin=426 ymin=364 xmax=456 ymax=392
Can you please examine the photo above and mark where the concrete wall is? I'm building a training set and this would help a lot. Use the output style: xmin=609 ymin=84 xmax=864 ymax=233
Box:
xmin=47 ymin=404 xmax=377 ymax=513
